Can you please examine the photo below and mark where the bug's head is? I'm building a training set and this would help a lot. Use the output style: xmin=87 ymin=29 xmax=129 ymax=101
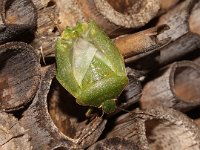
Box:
xmin=101 ymin=99 xmax=117 ymax=114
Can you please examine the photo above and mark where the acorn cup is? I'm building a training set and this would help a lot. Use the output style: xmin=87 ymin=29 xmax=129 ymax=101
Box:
xmin=0 ymin=0 xmax=37 ymax=44
xmin=0 ymin=42 xmax=41 ymax=112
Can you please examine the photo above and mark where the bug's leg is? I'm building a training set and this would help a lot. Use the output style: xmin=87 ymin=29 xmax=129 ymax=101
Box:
xmin=85 ymin=108 xmax=93 ymax=117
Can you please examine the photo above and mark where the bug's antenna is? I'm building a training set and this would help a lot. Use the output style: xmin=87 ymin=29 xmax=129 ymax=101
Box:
xmin=117 ymin=107 xmax=130 ymax=113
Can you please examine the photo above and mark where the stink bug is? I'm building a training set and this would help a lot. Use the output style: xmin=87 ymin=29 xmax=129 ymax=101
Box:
xmin=55 ymin=21 xmax=128 ymax=114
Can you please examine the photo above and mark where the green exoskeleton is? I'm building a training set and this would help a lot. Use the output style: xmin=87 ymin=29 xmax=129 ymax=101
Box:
xmin=55 ymin=21 xmax=128 ymax=114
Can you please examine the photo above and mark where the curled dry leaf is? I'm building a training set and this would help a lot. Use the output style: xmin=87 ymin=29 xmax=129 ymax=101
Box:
xmin=0 ymin=42 xmax=41 ymax=112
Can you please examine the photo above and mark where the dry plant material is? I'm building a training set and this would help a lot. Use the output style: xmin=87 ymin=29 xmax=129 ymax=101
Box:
xmin=127 ymin=0 xmax=200 ymax=72
xmin=141 ymin=61 xmax=200 ymax=112
xmin=160 ymin=0 xmax=180 ymax=11
xmin=31 ymin=0 xmax=59 ymax=58
xmin=195 ymin=118 xmax=200 ymax=127
xmin=189 ymin=0 xmax=200 ymax=36
xmin=0 ymin=0 xmax=199 ymax=149
xmin=157 ymin=0 xmax=200 ymax=65
xmin=0 ymin=112 xmax=31 ymax=150
xmin=0 ymin=0 xmax=37 ymax=44
xmin=106 ymin=67 xmax=142 ymax=117
xmin=34 ymin=0 xmax=162 ymax=57
xmin=106 ymin=107 xmax=200 ymax=150
xmin=194 ymin=56 xmax=200 ymax=65
xmin=0 ymin=42 xmax=41 ymax=112
xmin=20 ymin=65 xmax=80 ymax=149
xmin=118 ymin=68 xmax=142 ymax=106
xmin=114 ymin=25 xmax=170 ymax=58
xmin=55 ymin=0 xmax=161 ymax=36
xmin=19 ymin=65 xmax=107 ymax=149
xmin=92 ymin=0 xmax=160 ymax=28
xmin=88 ymin=137 xmax=139 ymax=150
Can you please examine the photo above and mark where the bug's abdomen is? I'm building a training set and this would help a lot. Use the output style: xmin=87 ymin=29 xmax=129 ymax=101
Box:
xmin=76 ymin=75 xmax=128 ymax=107
xmin=77 ymin=50 xmax=128 ymax=107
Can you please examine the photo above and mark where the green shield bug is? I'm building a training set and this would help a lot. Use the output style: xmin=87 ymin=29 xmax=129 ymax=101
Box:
xmin=55 ymin=21 xmax=128 ymax=114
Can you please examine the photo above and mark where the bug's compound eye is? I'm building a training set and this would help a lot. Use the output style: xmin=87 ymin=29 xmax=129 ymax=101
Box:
xmin=101 ymin=99 xmax=117 ymax=114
